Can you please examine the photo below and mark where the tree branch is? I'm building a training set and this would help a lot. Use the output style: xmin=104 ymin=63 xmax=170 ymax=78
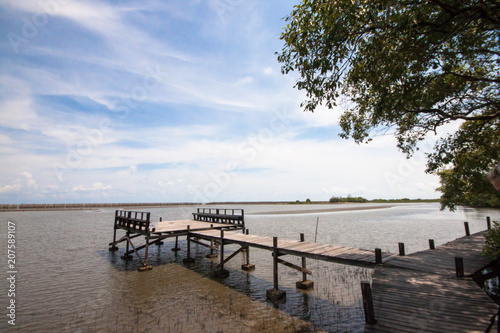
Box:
xmin=408 ymin=108 xmax=500 ymax=121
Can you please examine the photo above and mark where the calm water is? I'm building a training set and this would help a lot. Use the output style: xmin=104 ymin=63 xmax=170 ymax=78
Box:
xmin=1 ymin=203 xmax=498 ymax=332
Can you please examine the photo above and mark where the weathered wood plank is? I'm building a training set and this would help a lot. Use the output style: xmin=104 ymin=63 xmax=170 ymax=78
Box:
xmin=369 ymin=232 xmax=497 ymax=333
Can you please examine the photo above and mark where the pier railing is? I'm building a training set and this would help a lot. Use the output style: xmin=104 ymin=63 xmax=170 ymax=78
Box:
xmin=192 ymin=208 xmax=244 ymax=226
xmin=114 ymin=210 xmax=151 ymax=235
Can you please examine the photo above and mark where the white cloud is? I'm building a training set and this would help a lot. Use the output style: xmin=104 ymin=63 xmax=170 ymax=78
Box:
xmin=20 ymin=171 xmax=37 ymax=189
xmin=0 ymin=184 xmax=20 ymax=194
xmin=0 ymin=99 xmax=37 ymax=130
xmin=0 ymin=171 xmax=37 ymax=194
xmin=263 ymin=67 xmax=273 ymax=75
xmin=73 ymin=182 xmax=112 ymax=192
xmin=235 ymin=76 xmax=253 ymax=85
xmin=0 ymin=0 xmax=446 ymax=204
xmin=0 ymin=134 xmax=12 ymax=145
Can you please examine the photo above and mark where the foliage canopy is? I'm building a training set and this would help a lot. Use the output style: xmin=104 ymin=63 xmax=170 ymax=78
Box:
xmin=483 ymin=221 xmax=500 ymax=259
xmin=278 ymin=0 xmax=500 ymax=208
xmin=428 ymin=120 xmax=500 ymax=210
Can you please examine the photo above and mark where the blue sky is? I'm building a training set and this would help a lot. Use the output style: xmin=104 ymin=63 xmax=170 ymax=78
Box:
xmin=0 ymin=0 xmax=445 ymax=204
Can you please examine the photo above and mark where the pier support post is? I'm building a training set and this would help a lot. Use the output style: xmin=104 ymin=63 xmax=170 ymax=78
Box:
xmin=398 ymin=242 xmax=405 ymax=256
xmin=296 ymin=233 xmax=313 ymax=290
xmin=266 ymin=236 xmax=286 ymax=304
xmin=109 ymin=211 xmax=119 ymax=251
xmin=361 ymin=281 xmax=377 ymax=324
xmin=155 ymin=217 xmax=163 ymax=246
xmin=171 ymin=236 xmax=181 ymax=251
xmin=241 ymin=230 xmax=255 ymax=271
xmin=429 ymin=239 xmax=435 ymax=250
xmin=375 ymin=248 xmax=382 ymax=264
xmin=455 ymin=257 xmax=464 ymax=278
xmin=464 ymin=222 xmax=470 ymax=236
xmin=487 ymin=216 xmax=491 ymax=230
xmin=138 ymin=234 xmax=153 ymax=272
xmin=206 ymin=239 xmax=218 ymax=258
xmin=214 ymin=229 xmax=229 ymax=278
xmin=183 ymin=226 xmax=195 ymax=264
xmin=121 ymin=232 xmax=133 ymax=260
xmin=109 ymin=226 xmax=119 ymax=251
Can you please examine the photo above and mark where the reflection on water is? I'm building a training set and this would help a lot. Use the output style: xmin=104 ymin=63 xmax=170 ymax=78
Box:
xmin=0 ymin=203 xmax=498 ymax=332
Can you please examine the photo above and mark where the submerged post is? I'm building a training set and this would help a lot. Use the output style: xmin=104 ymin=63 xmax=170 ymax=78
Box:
xmin=361 ymin=281 xmax=377 ymax=324
xmin=296 ymin=233 xmax=314 ymax=290
xmin=266 ymin=236 xmax=286 ymax=303
xmin=464 ymin=222 xmax=470 ymax=236
xmin=487 ymin=216 xmax=491 ymax=230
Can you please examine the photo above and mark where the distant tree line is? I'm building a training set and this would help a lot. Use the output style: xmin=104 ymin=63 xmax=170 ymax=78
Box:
xmin=329 ymin=196 xmax=368 ymax=203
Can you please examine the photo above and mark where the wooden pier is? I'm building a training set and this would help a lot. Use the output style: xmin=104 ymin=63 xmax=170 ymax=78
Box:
xmin=108 ymin=207 xmax=391 ymax=300
xmin=189 ymin=228 xmax=392 ymax=267
xmin=364 ymin=229 xmax=499 ymax=332
xmin=108 ymin=208 xmax=499 ymax=330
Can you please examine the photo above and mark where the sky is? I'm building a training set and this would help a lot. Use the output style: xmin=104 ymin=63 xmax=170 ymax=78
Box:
xmin=0 ymin=0 xmax=448 ymax=204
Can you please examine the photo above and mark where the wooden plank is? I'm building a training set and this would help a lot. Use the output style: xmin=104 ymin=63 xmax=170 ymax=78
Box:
xmin=369 ymin=232 xmax=497 ymax=333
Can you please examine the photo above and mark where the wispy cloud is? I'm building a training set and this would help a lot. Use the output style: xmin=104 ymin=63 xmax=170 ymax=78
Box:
xmin=0 ymin=0 xmax=442 ymax=203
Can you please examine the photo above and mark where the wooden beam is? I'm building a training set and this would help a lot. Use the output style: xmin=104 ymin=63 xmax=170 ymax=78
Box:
xmin=217 ymin=246 xmax=245 ymax=268
xmin=277 ymin=258 xmax=312 ymax=275
xmin=125 ymin=235 xmax=146 ymax=266
xmin=190 ymin=238 xmax=216 ymax=249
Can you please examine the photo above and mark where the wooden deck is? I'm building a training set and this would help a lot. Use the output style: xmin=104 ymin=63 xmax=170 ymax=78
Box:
xmin=152 ymin=219 xmax=242 ymax=234
xmin=366 ymin=231 xmax=498 ymax=333
xmin=189 ymin=228 xmax=393 ymax=268
xmin=110 ymin=210 xmax=499 ymax=331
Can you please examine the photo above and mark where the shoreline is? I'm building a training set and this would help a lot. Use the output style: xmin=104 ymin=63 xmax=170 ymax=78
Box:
xmin=249 ymin=204 xmax=395 ymax=215
xmin=0 ymin=201 xmax=438 ymax=213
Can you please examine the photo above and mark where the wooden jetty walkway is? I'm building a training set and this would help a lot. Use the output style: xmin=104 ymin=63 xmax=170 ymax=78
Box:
xmin=189 ymin=228 xmax=393 ymax=267
xmin=365 ymin=229 xmax=499 ymax=333
xmin=108 ymin=208 xmax=499 ymax=330
xmin=108 ymin=207 xmax=392 ymax=300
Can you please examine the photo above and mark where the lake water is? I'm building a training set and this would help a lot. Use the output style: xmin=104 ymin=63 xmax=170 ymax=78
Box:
xmin=1 ymin=203 xmax=498 ymax=332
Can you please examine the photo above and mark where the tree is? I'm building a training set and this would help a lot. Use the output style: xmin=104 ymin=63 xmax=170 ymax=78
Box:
xmin=483 ymin=221 xmax=500 ymax=259
xmin=277 ymin=0 xmax=500 ymax=208
xmin=428 ymin=120 xmax=500 ymax=210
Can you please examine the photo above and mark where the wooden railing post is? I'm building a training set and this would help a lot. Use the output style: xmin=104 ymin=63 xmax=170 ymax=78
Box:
xmin=361 ymin=281 xmax=377 ymax=324
xmin=455 ymin=257 xmax=464 ymax=278
xmin=398 ymin=243 xmax=405 ymax=256
xmin=487 ymin=216 xmax=491 ymax=230
xmin=464 ymin=222 xmax=470 ymax=236
xmin=429 ymin=239 xmax=435 ymax=250
xmin=375 ymin=248 xmax=382 ymax=264
xmin=273 ymin=237 xmax=278 ymax=290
